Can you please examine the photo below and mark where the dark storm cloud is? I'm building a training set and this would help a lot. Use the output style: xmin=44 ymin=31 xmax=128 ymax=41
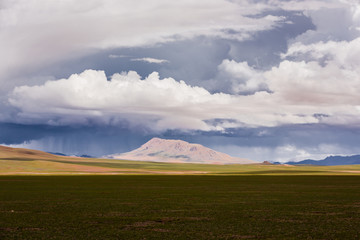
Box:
xmin=0 ymin=123 xmax=153 ymax=157
xmin=0 ymin=123 xmax=50 ymax=145
xmin=227 ymin=10 xmax=315 ymax=69
xmin=159 ymin=124 xmax=360 ymax=151
xmin=4 ymin=123 xmax=360 ymax=162
xmin=161 ymin=124 xmax=360 ymax=162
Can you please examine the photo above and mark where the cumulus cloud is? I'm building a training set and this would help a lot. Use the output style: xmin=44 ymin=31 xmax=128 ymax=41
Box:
xmin=217 ymin=59 xmax=269 ymax=95
xmin=9 ymin=70 xmax=233 ymax=131
xmin=4 ymin=70 xmax=294 ymax=130
xmin=204 ymin=40 xmax=360 ymax=129
xmin=270 ymin=37 xmax=360 ymax=106
xmin=282 ymin=38 xmax=360 ymax=67
xmin=264 ymin=0 xmax=360 ymax=115
xmin=131 ymin=58 xmax=169 ymax=64
xmin=288 ymin=0 xmax=360 ymax=43
xmin=8 ymin=55 xmax=360 ymax=132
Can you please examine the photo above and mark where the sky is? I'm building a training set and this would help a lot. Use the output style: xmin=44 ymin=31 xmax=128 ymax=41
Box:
xmin=1 ymin=0 xmax=360 ymax=162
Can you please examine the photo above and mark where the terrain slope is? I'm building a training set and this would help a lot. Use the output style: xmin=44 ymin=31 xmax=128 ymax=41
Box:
xmin=286 ymin=155 xmax=360 ymax=166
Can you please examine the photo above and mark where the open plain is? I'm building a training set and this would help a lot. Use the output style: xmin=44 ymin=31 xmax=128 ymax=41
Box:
xmin=1 ymin=147 xmax=360 ymax=239
xmin=1 ymin=175 xmax=360 ymax=239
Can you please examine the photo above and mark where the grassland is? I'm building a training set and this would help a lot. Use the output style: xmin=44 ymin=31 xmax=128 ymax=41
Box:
xmin=1 ymin=175 xmax=360 ymax=239
xmin=2 ymin=146 xmax=360 ymax=175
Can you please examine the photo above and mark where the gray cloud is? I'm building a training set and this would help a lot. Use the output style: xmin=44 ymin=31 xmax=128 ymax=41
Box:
xmin=293 ymin=2 xmax=360 ymax=44
xmin=0 ymin=0 xmax=284 ymax=90
xmin=4 ymin=123 xmax=360 ymax=162
xmin=24 ymin=10 xmax=313 ymax=96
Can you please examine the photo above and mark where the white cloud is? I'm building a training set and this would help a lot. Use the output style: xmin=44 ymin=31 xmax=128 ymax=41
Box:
xmin=270 ymin=0 xmax=345 ymax=12
xmin=9 ymin=55 xmax=360 ymax=132
xmin=289 ymin=0 xmax=360 ymax=44
xmin=7 ymin=69 xmax=317 ymax=130
xmin=131 ymin=57 xmax=169 ymax=64
xmin=270 ymin=38 xmax=360 ymax=106
xmin=7 ymin=25 xmax=360 ymax=131
xmin=9 ymin=70 xmax=233 ymax=131
xmin=282 ymin=38 xmax=360 ymax=68
xmin=207 ymin=38 xmax=360 ymax=128
xmin=217 ymin=59 xmax=269 ymax=95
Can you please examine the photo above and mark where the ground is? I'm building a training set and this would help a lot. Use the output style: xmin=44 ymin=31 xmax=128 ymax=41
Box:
xmin=1 ymin=175 xmax=360 ymax=239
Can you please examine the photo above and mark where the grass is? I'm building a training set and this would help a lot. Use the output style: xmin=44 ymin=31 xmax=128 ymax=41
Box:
xmin=1 ymin=175 xmax=360 ymax=239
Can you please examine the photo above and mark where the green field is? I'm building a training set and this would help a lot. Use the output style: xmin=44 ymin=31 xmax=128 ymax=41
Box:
xmin=1 ymin=175 xmax=360 ymax=239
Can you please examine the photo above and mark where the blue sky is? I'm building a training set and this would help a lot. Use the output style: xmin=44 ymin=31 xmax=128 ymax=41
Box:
xmin=1 ymin=0 xmax=360 ymax=162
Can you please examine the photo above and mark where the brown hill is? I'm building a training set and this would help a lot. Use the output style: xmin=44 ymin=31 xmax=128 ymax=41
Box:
xmin=0 ymin=145 xmax=63 ymax=160
xmin=107 ymin=138 xmax=256 ymax=164
xmin=0 ymin=145 xmax=146 ymax=174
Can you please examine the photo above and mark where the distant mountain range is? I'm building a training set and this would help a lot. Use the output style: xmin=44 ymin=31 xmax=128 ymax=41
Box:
xmin=279 ymin=155 xmax=360 ymax=166
xmin=106 ymin=137 xmax=256 ymax=164
xmin=48 ymin=152 xmax=94 ymax=158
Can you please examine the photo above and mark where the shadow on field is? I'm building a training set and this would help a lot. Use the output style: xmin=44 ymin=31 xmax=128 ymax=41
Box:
xmin=0 ymin=158 xmax=35 ymax=161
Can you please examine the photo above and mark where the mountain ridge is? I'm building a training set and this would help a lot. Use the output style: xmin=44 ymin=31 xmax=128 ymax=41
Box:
xmin=280 ymin=155 xmax=360 ymax=166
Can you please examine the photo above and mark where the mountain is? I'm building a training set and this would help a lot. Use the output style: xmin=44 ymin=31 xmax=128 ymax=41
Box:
xmin=286 ymin=155 xmax=360 ymax=166
xmin=106 ymin=137 xmax=256 ymax=164
xmin=48 ymin=152 xmax=68 ymax=156
xmin=48 ymin=152 xmax=95 ymax=158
